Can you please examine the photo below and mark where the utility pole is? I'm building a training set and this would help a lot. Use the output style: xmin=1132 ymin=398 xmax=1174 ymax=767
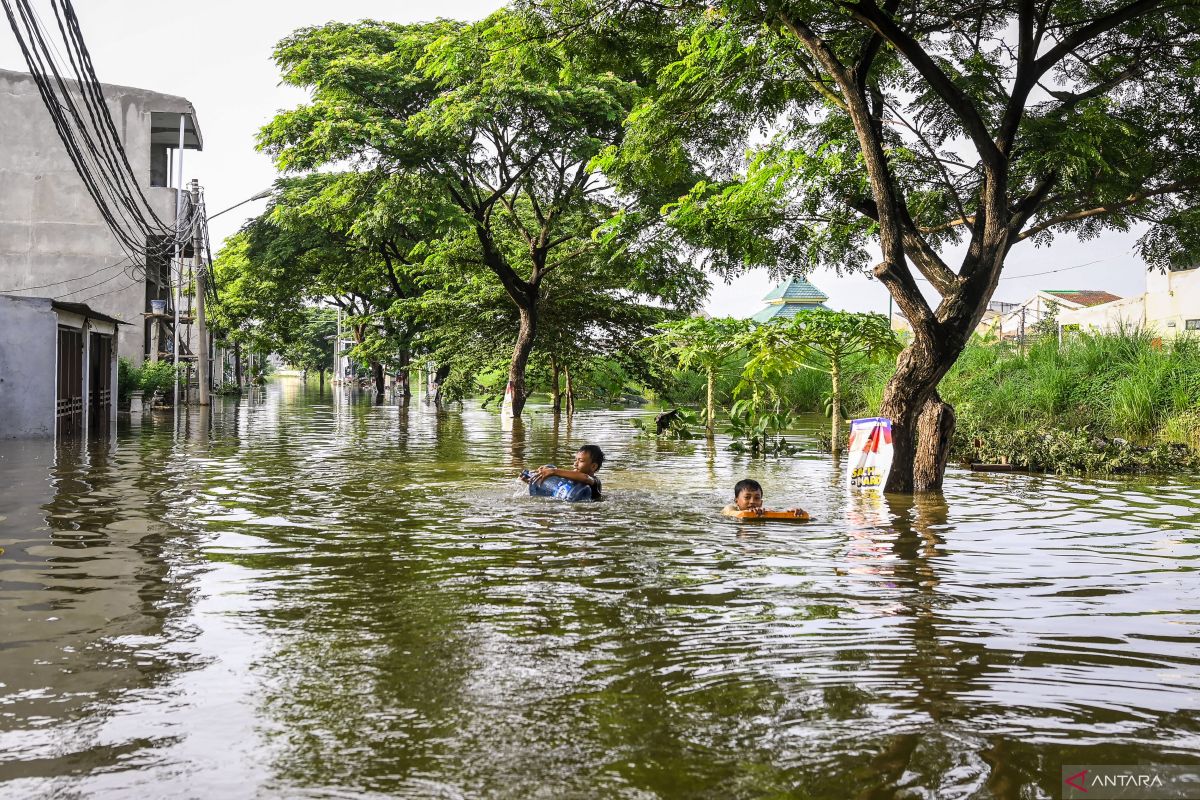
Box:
xmin=193 ymin=179 xmax=209 ymax=405
xmin=1019 ymin=308 xmax=1026 ymax=356
xmin=172 ymin=116 xmax=185 ymax=412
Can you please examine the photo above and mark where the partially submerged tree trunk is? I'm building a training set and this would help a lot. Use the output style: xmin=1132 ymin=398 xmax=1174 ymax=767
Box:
xmin=877 ymin=319 xmax=974 ymax=492
xmin=564 ymin=364 xmax=576 ymax=416
xmin=830 ymin=361 xmax=842 ymax=456
xmin=508 ymin=303 xmax=537 ymax=416
xmin=550 ymin=356 xmax=562 ymax=413
xmin=432 ymin=364 xmax=451 ymax=406
xmin=371 ymin=361 xmax=385 ymax=398
xmin=234 ymin=342 xmax=243 ymax=388
xmin=398 ymin=349 xmax=411 ymax=401
xmin=318 ymin=369 xmax=325 ymax=393
xmin=705 ymin=366 xmax=715 ymax=437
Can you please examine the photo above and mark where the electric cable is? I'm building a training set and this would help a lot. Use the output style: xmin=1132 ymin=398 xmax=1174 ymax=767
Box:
xmin=0 ymin=0 xmax=186 ymax=267
xmin=0 ymin=256 xmax=137 ymax=292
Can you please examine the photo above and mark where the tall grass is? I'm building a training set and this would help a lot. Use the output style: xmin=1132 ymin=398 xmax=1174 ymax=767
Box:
xmin=851 ymin=330 xmax=1200 ymax=446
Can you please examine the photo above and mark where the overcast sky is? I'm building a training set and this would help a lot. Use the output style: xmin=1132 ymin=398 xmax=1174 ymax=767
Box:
xmin=0 ymin=0 xmax=1156 ymax=318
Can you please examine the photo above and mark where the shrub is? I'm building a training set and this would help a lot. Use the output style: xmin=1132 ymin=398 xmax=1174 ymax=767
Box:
xmin=116 ymin=357 xmax=182 ymax=406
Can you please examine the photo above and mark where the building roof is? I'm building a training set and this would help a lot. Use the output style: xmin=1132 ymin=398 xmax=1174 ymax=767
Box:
xmin=51 ymin=300 xmax=130 ymax=325
xmin=762 ymin=276 xmax=829 ymax=304
xmin=1042 ymin=290 xmax=1122 ymax=307
xmin=750 ymin=300 xmax=829 ymax=323
xmin=0 ymin=68 xmax=202 ymax=150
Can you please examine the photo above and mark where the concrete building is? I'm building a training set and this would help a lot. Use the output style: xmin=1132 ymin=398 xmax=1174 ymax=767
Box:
xmin=0 ymin=68 xmax=202 ymax=366
xmin=1059 ymin=266 xmax=1200 ymax=338
xmin=0 ymin=294 xmax=123 ymax=438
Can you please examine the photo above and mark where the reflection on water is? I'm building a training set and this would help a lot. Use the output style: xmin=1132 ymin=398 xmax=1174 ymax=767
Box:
xmin=2 ymin=378 xmax=1199 ymax=799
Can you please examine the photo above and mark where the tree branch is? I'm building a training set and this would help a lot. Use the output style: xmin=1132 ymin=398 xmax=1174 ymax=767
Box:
xmin=1034 ymin=0 xmax=1169 ymax=79
xmin=1017 ymin=179 xmax=1200 ymax=241
xmin=839 ymin=0 xmax=1003 ymax=172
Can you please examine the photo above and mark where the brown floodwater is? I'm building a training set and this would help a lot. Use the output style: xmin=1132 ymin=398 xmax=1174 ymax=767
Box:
xmin=1 ymin=378 xmax=1198 ymax=799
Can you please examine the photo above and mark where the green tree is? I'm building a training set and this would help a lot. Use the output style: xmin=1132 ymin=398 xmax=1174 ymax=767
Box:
xmin=257 ymin=10 xmax=702 ymax=415
xmin=738 ymin=310 xmax=900 ymax=455
xmin=556 ymin=0 xmax=1200 ymax=491
xmin=282 ymin=307 xmax=338 ymax=390
xmin=646 ymin=316 xmax=749 ymax=434
xmin=212 ymin=171 xmax=446 ymax=398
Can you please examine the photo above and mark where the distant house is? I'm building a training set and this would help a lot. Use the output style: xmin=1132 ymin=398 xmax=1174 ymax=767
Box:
xmin=1058 ymin=265 xmax=1200 ymax=338
xmin=999 ymin=289 xmax=1122 ymax=339
xmin=750 ymin=276 xmax=829 ymax=323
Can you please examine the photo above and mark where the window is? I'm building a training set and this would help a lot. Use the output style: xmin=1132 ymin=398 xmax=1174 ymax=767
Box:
xmin=1186 ymin=319 xmax=1200 ymax=331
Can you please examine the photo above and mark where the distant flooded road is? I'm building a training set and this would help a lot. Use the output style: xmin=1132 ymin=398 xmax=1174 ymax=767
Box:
xmin=2 ymin=378 xmax=1198 ymax=798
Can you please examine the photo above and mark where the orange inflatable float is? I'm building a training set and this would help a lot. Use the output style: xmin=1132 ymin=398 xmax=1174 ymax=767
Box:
xmin=726 ymin=509 xmax=811 ymax=521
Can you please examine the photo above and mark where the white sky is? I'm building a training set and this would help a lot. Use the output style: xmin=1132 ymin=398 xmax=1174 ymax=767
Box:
xmin=0 ymin=0 xmax=1156 ymax=318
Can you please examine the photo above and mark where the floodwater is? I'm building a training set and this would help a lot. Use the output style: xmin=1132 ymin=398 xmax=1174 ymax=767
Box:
xmin=1 ymin=378 xmax=1198 ymax=800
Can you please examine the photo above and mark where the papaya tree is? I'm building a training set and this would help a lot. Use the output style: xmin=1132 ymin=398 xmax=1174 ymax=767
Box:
xmin=551 ymin=0 xmax=1200 ymax=491
xmin=646 ymin=316 xmax=749 ymax=435
xmin=738 ymin=310 xmax=899 ymax=455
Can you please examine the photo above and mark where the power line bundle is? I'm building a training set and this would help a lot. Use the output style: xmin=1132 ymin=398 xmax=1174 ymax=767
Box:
xmin=0 ymin=0 xmax=195 ymax=270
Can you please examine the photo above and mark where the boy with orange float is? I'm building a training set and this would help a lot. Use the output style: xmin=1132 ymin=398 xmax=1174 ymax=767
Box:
xmin=721 ymin=478 xmax=810 ymax=520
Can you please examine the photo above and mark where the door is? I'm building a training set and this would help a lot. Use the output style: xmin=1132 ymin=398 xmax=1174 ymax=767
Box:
xmin=89 ymin=332 xmax=113 ymax=435
xmin=56 ymin=326 xmax=84 ymax=438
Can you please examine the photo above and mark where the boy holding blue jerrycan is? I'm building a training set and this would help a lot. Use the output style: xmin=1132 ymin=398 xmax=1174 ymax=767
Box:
xmin=521 ymin=445 xmax=604 ymax=502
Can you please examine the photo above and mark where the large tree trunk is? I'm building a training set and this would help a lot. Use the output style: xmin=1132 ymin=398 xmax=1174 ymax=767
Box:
xmin=234 ymin=341 xmax=243 ymax=387
xmin=372 ymin=361 xmax=385 ymax=398
xmin=399 ymin=349 xmax=411 ymax=401
xmin=318 ymin=369 xmax=325 ymax=393
xmin=508 ymin=303 xmax=537 ymax=417
xmin=880 ymin=326 xmax=970 ymax=492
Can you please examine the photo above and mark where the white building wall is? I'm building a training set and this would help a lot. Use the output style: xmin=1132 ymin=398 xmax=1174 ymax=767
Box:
xmin=1061 ymin=268 xmax=1199 ymax=338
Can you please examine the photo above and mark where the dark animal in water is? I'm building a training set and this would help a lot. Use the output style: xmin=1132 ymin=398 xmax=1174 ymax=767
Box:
xmin=656 ymin=409 xmax=680 ymax=435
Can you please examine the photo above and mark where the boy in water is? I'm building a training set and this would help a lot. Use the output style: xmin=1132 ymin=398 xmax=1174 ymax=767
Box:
xmin=721 ymin=478 xmax=807 ymax=518
xmin=521 ymin=444 xmax=604 ymax=502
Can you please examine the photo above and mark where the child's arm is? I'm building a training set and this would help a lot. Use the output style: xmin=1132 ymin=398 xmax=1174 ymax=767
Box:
xmin=532 ymin=466 xmax=596 ymax=486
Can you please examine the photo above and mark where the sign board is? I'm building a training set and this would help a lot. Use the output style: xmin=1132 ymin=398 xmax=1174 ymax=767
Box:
xmin=847 ymin=417 xmax=893 ymax=490
xmin=500 ymin=381 xmax=515 ymax=430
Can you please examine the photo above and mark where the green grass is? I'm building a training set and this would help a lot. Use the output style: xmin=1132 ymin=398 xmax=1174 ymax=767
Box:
xmin=853 ymin=329 xmax=1200 ymax=449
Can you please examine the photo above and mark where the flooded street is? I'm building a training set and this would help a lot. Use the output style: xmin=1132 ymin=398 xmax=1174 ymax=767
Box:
xmin=2 ymin=378 xmax=1199 ymax=799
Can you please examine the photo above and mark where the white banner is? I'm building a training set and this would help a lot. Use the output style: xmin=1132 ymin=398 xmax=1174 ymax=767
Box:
xmin=847 ymin=417 xmax=893 ymax=491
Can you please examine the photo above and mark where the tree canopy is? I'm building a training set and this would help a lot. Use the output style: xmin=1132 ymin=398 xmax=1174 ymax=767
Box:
xmin=536 ymin=0 xmax=1200 ymax=489
xmin=255 ymin=9 xmax=706 ymax=414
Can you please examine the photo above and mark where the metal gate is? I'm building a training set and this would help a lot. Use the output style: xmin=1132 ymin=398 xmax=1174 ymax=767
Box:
xmin=89 ymin=331 xmax=113 ymax=435
xmin=56 ymin=326 xmax=83 ymax=437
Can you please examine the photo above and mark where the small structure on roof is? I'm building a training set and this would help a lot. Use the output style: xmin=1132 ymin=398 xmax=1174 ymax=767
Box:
xmin=0 ymin=294 xmax=126 ymax=439
xmin=750 ymin=276 xmax=829 ymax=323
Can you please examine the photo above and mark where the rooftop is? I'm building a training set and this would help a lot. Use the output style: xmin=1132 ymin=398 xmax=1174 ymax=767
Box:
xmin=1042 ymin=290 xmax=1122 ymax=307
xmin=751 ymin=300 xmax=830 ymax=323
xmin=0 ymin=68 xmax=203 ymax=150
xmin=762 ymin=276 xmax=829 ymax=304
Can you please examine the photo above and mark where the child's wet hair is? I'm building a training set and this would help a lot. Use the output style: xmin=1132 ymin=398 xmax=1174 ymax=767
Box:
xmin=578 ymin=444 xmax=605 ymax=468
xmin=733 ymin=478 xmax=762 ymax=497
